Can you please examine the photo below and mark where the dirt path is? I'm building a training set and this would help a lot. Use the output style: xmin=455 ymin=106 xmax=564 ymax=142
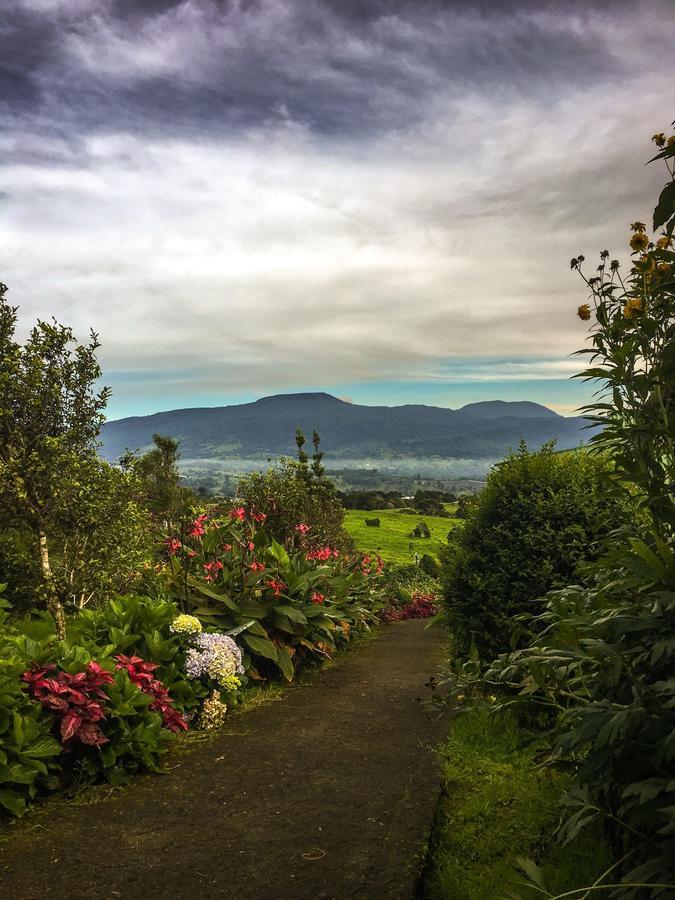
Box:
xmin=0 ymin=620 xmax=449 ymax=900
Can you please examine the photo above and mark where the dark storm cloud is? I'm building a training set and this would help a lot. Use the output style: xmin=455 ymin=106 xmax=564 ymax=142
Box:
xmin=1 ymin=0 xmax=656 ymax=144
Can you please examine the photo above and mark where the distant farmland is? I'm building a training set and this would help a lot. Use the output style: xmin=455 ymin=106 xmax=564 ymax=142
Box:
xmin=344 ymin=507 xmax=459 ymax=564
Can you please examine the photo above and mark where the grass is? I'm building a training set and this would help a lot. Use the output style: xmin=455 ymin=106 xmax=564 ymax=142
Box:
xmin=419 ymin=708 xmax=612 ymax=899
xmin=344 ymin=507 xmax=459 ymax=564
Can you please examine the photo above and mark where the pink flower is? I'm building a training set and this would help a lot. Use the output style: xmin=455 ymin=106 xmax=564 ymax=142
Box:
xmin=229 ymin=507 xmax=247 ymax=521
xmin=295 ymin=523 xmax=311 ymax=535
xmin=164 ymin=537 xmax=181 ymax=555
xmin=222 ymin=543 xmax=233 ymax=552
xmin=248 ymin=560 xmax=265 ymax=572
xmin=252 ymin=511 xmax=267 ymax=523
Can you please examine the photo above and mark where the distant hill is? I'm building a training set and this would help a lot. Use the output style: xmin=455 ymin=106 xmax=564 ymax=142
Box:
xmin=99 ymin=393 xmax=592 ymax=462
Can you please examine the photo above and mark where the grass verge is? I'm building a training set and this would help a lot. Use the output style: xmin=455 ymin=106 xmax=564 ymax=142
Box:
xmin=344 ymin=507 xmax=458 ymax=564
xmin=418 ymin=708 xmax=611 ymax=899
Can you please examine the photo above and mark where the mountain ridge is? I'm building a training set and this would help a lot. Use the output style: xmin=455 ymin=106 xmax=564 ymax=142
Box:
xmin=100 ymin=392 xmax=588 ymax=462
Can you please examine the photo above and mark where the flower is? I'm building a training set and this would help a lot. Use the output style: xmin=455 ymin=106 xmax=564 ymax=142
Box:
xmin=656 ymin=236 xmax=673 ymax=250
xmin=164 ymin=537 xmax=181 ymax=555
xmin=629 ymin=232 xmax=649 ymax=253
xmin=248 ymin=559 xmax=266 ymax=572
xmin=189 ymin=514 xmax=209 ymax=538
xmin=222 ymin=543 xmax=233 ymax=552
xmin=197 ymin=691 xmax=228 ymax=730
xmin=623 ymin=297 xmax=645 ymax=319
xmin=267 ymin=578 xmax=286 ymax=597
xmin=295 ymin=523 xmax=311 ymax=535
xmin=229 ymin=507 xmax=246 ymax=521
xmin=311 ymin=591 xmax=325 ymax=605
xmin=629 ymin=221 xmax=647 ymax=233
xmin=577 ymin=304 xmax=591 ymax=321
xmin=667 ymin=135 xmax=675 ymax=147
xmin=652 ymin=133 xmax=666 ymax=148
xmin=251 ymin=511 xmax=267 ymax=523
xmin=185 ymin=632 xmax=244 ymax=689
xmin=170 ymin=614 xmax=203 ymax=636
xmin=203 ymin=560 xmax=224 ymax=582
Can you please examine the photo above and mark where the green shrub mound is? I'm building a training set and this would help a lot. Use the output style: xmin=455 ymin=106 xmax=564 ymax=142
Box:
xmin=441 ymin=441 xmax=626 ymax=660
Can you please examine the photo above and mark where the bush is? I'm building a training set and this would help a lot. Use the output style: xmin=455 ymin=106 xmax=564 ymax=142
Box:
xmin=484 ymin=128 xmax=675 ymax=892
xmin=441 ymin=442 xmax=627 ymax=661
xmin=419 ymin=553 xmax=441 ymax=579
xmin=364 ymin=518 xmax=380 ymax=527
xmin=410 ymin=521 xmax=431 ymax=539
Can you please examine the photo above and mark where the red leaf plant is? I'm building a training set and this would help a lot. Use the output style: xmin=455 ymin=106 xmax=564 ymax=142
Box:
xmin=23 ymin=661 xmax=115 ymax=748
xmin=114 ymin=655 xmax=188 ymax=733
xmin=381 ymin=593 xmax=438 ymax=622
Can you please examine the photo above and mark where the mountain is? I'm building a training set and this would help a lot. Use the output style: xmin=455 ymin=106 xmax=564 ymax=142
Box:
xmin=99 ymin=393 xmax=592 ymax=462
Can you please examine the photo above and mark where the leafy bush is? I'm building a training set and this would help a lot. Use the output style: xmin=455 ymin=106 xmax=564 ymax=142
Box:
xmin=160 ymin=508 xmax=383 ymax=681
xmin=418 ymin=553 xmax=441 ymax=579
xmin=364 ymin=518 xmax=380 ymax=527
xmin=237 ymin=432 xmax=353 ymax=552
xmin=441 ymin=441 xmax=627 ymax=660
xmin=410 ymin=521 xmax=431 ymax=539
xmin=485 ymin=128 xmax=675 ymax=893
xmin=0 ymin=592 xmax=62 ymax=818
xmin=382 ymin=563 xmax=440 ymax=604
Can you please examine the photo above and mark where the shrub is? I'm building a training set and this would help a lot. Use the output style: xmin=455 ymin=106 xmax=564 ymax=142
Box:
xmin=419 ymin=553 xmax=441 ymax=579
xmin=441 ymin=442 xmax=628 ymax=661
xmin=410 ymin=521 xmax=431 ymax=539
xmin=364 ymin=518 xmax=380 ymax=527
xmin=485 ymin=128 xmax=675 ymax=892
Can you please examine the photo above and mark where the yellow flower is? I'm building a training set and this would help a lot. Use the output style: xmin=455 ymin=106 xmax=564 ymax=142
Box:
xmin=630 ymin=232 xmax=649 ymax=253
xmin=629 ymin=221 xmax=647 ymax=233
xmin=656 ymin=236 xmax=673 ymax=250
xmin=488 ymin=694 xmax=498 ymax=703
xmin=656 ymin=262 xmax=671 ymax=275
xmin=651 ymin=133 xmax=666 ymax=148
xmin=456 ymin=693 xmax=465 ymax=702
xmin=667 ymin=136 xmax=675 ymax=147
xmin=577 ymin=304 xmax=591 ymax=321
xmin=623 ymin=297 xmax=645 ymax=318
xmin=170 ymin=614 xmax=203 ymax=635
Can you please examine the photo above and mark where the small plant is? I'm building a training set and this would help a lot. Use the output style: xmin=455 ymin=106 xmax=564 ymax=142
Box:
xmin=364 ymin=517 xmax=381 ymax=527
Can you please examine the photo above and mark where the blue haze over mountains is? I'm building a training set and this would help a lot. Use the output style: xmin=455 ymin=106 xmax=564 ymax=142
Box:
xmin=100 ymin=393 xmax=592 ymax=465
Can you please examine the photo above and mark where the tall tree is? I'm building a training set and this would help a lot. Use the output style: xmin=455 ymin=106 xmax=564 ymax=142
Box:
xmin=0 ymin=283 xmax=108 ymax=637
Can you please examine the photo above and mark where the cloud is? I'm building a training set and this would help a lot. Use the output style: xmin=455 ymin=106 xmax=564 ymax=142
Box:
xmin=2 ymin=0 xmax=674 ymax=417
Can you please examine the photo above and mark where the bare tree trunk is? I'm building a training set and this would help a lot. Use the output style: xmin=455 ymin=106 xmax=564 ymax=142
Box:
xmin=38 ymin=528 xmax=66 ymax=640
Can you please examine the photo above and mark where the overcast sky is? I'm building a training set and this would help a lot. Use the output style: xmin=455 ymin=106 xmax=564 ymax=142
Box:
xmin=2 ymin=0 xmax=674 ymax=419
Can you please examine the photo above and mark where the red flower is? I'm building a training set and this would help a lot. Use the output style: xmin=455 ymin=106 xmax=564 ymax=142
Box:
xmin=248 ymin=560 xmax=265 ymax=572
xmin=189 ymin=514 xmax=209 ymax=538
xmin=311 ymin=591 xmax=325 ymax=605
xmin=164 ymin=537 xmax=181 ymax=555
xmin=267 ymin=578 xmax=286 ymax=597
xmin=251 ymin=511 xmax=267 ymax=523
xmin=229 ymin=507 xmax=246 ymax=521
xmin=295 ymin=523 xmax=311 ymax=535
xmin=222 ymin=543 xmax=233 ymax=552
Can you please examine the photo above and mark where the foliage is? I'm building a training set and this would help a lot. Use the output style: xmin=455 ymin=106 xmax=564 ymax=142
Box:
xmin=441 ymin=441 xmax=627 ymax=661
xmin=0 ymin=287 xmax=158 ymax=631
xmin=380 ymin=562 xmax=440 ymax=604
xmin=410 ymin=520 xmax=431 ymax=539
xmin=159 ymin=508 xmax=383 ymax=681
xmin=0 ymin=590 xmax=62 ymax=818
xmin=237 ymin=432 xmax=352 ymax=552
xmin=364 ymin=517 xmax=380 ymax=527
xmin=122 ymin=433 xmax=194 ymax=531
xmin=381 ymin=593 xmax=437 ymax=621
xmin=484 ymin=128 xmax=675 ymax=894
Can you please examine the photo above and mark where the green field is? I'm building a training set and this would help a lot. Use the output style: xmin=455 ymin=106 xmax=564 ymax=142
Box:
xmin=344 ymin=507 xmax=458 ymax=564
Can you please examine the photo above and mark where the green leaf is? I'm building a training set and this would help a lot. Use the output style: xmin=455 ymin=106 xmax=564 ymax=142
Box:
xmin=0 ymin=789 xmax=27 ymax=817
xmin=19 ymin=735 xmax=61 ymax=759
xmin=187 ymin=577 xmax=238 ymax=610
xmin=267 ymin=540 xmax=290 ymax=567
xmin=274 ymin=605 xmax=308 ymax=624
xmin=243 ymin=634 xmax=278 ymax=662
xmin=275 ymin=645 xmax=295 ymax=681
xmin=653 ymin=180 xmax=675 ymax=232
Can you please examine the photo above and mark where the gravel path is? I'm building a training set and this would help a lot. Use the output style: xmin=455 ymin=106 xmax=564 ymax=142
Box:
xmin=0 ymin=620 xmax=449 ymax=900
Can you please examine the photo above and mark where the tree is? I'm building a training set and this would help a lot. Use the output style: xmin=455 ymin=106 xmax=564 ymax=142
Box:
xmin=123 ymin=434 xmax=192 ymax=531
xmin=0 ymin=285 xmax=108 ymax=637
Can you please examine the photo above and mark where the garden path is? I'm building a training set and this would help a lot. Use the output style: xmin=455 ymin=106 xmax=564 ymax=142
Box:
xmin=0 ymin=619 xmax=449 ymax=900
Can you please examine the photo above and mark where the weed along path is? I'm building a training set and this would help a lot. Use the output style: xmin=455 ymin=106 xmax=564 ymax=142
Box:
xmin=0 ymin=620 xmax=449 ymax=900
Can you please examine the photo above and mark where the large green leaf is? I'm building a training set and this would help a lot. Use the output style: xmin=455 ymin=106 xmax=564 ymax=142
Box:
xmin=243 ymin=634 xmax=278 ymax=661
xmin=18 ymin=735 xmax=61 ymax=759
xmin=275 ymin=645 xmax=295 ymax=681
xmin=267 ymin=540 xmax=290 ymax=568
xmin=187 ymin=578 xmax=239 ymax=610
xmin=0 ymin=789 xmax=26 ymax=817
xmin=274 ymin=605 xmax=308 ymax=624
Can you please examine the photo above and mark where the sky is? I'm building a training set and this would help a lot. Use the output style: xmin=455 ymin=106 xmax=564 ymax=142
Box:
xmin=2 ymin=0 xmax=674 ymax=420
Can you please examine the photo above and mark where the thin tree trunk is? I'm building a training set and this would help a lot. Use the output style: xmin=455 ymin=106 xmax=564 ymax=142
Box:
xmin=38 ymin=528 xmax=66 ymax=639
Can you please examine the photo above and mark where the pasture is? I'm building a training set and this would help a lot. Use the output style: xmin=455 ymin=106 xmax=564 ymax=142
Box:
xmin=344 ymin=507 xmax=458 ymax=563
